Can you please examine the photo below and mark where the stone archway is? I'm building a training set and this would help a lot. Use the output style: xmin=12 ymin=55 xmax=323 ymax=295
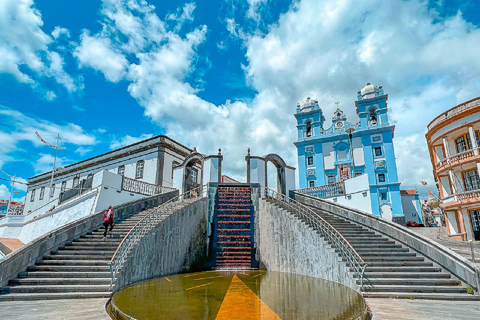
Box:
xmin=263 ymin=153 xmax=288 ymax=195
xmin=175 ymin=152 xmax=204 ymax=194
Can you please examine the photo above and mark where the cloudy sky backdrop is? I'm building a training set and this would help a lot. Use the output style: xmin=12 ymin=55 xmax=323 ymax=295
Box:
xmin=1 ymin=0 xmax=480 ymax=201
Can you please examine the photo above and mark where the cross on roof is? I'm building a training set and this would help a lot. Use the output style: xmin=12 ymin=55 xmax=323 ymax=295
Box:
xmin=335 ymin=101 xmax=340 ymax=107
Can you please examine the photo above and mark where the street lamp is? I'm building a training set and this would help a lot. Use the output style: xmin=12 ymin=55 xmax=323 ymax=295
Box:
xmin=346 ymin=127 xmax=356 ymax=178
xmin=0 ymin=168 xmax=26 ymax=215
xmin=35 ymin=131 xmax=66 ymax=191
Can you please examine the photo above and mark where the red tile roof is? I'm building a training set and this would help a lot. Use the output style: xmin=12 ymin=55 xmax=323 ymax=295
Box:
xmin=401 ymin=189 xmax=417 ymax=195
xmin=0 ymin=237 xmax=24 ymax=252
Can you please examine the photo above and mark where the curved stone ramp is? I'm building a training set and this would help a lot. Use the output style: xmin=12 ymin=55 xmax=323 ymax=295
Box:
xmin=293 ymin=192 xmax=480 ymax=300
xmin=0 ymin=191 xmax=178 ymax=301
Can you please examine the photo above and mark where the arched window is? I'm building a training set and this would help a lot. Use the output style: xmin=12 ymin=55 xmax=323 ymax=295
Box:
xmin=369 ymin=109 xmax=378 ymax=125
xmin=306 ymin=121 xmax=312 ymax=137
xmin=136 ymin=160 xmax=145 ymax=179
xmin=118 ymin=165 xmax=125 ymax=176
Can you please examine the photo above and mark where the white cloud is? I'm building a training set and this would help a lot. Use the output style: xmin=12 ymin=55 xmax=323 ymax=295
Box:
xmin=34 ymin=154 xmax=72 ymax=174
xmin=75 ymin=147 xmax=93 ymax=156
xmin=51 ymin=26 xmax=70 ymax=39
xmin=109 ymin=134 xmax=154 ymax=150
xmin=167 ymin=2 xmax=196 ymax=30
xmin=0 ymin=0 xmax=81 ymax=93
xmin=74 ymin=32 xmax=129 ymax=82
xmin=75 ymin=0 xmax=480 ymax=191
xmin=0 ymin=105 xmax=97 ymax=171
xmin=246 ymin=0 xmax=269 ymax=22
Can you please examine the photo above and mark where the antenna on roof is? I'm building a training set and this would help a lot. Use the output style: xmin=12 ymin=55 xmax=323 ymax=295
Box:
xmin=35 ymin=131 xmax=66 ymax=190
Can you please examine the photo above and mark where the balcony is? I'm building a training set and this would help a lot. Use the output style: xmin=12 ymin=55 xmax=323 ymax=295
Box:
xmin=443 ymin=189 xmax=480 ymax=208
xmin=436 ymin=148 xmax=479 ymax=172
xmin=427 ymin=97 xmax=480 ymax=133
xmin=296 ymin=181 xmax=345 ymax=198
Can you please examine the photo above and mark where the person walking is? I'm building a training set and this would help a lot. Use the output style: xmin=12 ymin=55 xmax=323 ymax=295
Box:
xmin=103 ymin=206 xmax=114 ymax=238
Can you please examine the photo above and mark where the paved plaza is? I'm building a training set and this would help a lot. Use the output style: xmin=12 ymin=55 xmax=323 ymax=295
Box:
xmin=0 ymin=297 xmax=479 ymax=319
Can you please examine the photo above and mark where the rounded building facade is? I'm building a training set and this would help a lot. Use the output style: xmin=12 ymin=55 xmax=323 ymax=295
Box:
xmin=426 ymin=97 xmax=480 ymax=241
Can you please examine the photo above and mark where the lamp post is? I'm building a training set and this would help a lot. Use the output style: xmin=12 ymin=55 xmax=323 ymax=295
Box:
xmin=35 ymin=132 xmax=66 ymax=191
xmin=0 ymin=168 xmax=26 ymax=215
xmin=346 ymin=128 xmax=356 ymax=178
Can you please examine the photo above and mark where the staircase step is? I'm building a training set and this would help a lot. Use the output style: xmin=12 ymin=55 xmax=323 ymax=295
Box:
xmin=359 ymin=278 xmax=461 ymax=286
xmin=362 ymin=285 xmax=466 ymax=293
xmin=55 ymin=250 xmax=115 ymax=256
xmin=362 ymin=272 xmax=451 ymax=279
xmin=362 ymin=292 xmax=480 ymax=300
xmin=45 ymin=255 xmax=111 ymax=260
xmin=38 ymin=260 xmax=109 ymax=266
xmin=10 ymin=278 xmax=111 ymax=286
xmin=8 ymin=285 xmax=110 ymax=293
xmin=361 ymin=256 xmax=424 ymax=262
xmin=0 ymin=292 xmax=112 ymax=301
xmin=28 ymin=265 xmax=110 ymax=272
xmin=361 ymin=266 xmax=442 ymax=273
xmin=358 ymin=261 xmax=433 ymax=267
xmin=20 ymin=271 xmax=111 ymax=278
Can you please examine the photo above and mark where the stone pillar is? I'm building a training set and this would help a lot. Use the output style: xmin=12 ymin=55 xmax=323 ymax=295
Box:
xmin=448 ymin=170 xmax=458 ymax=194
xmin=458 ymin=209 xmax=466 ymax=239
xmin=246 ymin=148 xmax=251 ymax=183
xmin=469 ymin=127 xmax=478 ymax=155
xmin=443 ymin=137 xmax=451 ymax=157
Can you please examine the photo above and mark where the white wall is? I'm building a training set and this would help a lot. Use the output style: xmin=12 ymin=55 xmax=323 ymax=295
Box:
xmin=285 ymin=168 xmax=296 ymax=194
xmin=401 ymin=194 xmax=421 ymax=224
xmin=352 ymin=137 xmax=365 ymax=166
xmin=24 ymin=148 xmax=160 ymax=214
xmin=446 ymin=211 xmax=458 ymax=234
xmin=323 ymin=142 xmax=335 ymax=170
xmin=323 ymin=174 xmax=372 ymax=213
xmin=431 ymin=112 xmax=480 ymax=143
xmin=434 ymin=145 xmax=445 ymax=162
xmin=440 ymin=176 xmax=451 ymax=197
xmin=250 ymin=159 xmax=266 ymax=184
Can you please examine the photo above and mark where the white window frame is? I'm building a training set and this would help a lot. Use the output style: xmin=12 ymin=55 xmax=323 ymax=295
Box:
xmin=136 ymin=160 xmax=145 ymax=179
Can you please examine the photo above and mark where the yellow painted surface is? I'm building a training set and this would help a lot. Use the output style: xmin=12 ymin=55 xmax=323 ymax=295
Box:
xmin=215 ymin=275 xmax=282 ymax=320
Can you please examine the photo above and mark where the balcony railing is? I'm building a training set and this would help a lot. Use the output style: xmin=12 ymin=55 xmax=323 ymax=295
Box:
xmin=122 ymin=177 xmax=176 ymax=196
xmin=428 ymin=97 xmax=480 ymax=132
xmin=457 ymin=190 xmax=480 ymax=202
xmin=295 ymin=181 xmax=345 ymax=198
xmin=436 ymin=148 xmax=478 ymax=169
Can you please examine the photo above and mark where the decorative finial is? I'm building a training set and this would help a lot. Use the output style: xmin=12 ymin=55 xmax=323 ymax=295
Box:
xmin=335 ymin=101 xmax=340 ymax=107
xmin=218 ymin=148 xmax=222 ymax=155
xmin=193 ymin=147 xmax=197 ymax=153
xmin=247 ymin=148 xmax=251 ymax=156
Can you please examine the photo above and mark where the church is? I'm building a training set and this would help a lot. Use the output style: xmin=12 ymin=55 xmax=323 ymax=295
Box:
xmin=294 ymin=83 xmax=404 ymax=223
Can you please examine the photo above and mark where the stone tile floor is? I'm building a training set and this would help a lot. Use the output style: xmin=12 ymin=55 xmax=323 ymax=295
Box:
xmin=0 ymin=297 xmax=479 ymax=319
xmin=366 ymin=298 xmax=480 ymax=320
xmin=0 ymin=298 xmax=110 ymax=320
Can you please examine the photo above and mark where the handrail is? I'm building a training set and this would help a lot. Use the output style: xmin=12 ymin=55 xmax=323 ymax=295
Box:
xmin=427 ymin=96 xmax=480 ymax=132
xmin=122 ymin=177 xmax=177 ymax=196
xmin=295 ymin=181 xmax=345 ymax=198
xmin=436 ymin=148 xmax=479 ymax=169
xmin=109 ymin=185 xmax=207 ymax=290
xmin=261 ymin=186 xmax=366 ymax=290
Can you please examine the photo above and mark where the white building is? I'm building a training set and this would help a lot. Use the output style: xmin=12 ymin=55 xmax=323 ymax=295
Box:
xmin=24 ymin=135 xmax=200 ymax=215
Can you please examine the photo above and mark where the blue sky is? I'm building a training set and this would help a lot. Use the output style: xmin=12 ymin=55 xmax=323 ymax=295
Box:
xmin=1 ymin=0 xmax=480 ymax=201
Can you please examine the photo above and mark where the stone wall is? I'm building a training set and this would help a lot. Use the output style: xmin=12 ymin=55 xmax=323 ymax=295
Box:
xmin=257 ymin=199 xmax=358 ymax=291
xmin=115 ymin=198 xmax=208 ymax=291
xmin=0 ymin=190 xmax=178 ymax=287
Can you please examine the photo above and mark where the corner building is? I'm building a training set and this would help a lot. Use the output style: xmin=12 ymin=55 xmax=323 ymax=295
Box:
xmin=426 ymin=97 xmax=480 ymax=241
xmin=294 ymin=83 xmax=404 ymax=222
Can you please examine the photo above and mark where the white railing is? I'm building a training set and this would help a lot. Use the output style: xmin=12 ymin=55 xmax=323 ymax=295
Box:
xmin=436 ymin=148 xmax=478 ymax=169
xmin=109 ymin=185 xmax=206 ymax=290
xmin=122 ymin=177 xmax=176 ymax=196
xmin=263 ymin=186 xmax=367 ymax=290
xmin=428 ymin=97 xmax=480 ymax=131
xmin=295 ymin=181 xmax=345 ymax=198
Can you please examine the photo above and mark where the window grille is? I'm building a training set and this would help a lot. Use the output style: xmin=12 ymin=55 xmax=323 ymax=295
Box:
xmin=30 ymin=189 xmax=36 ymax=202
xmin=463 ymin=169 xmax=480 ymax=191
xmin=39 ymin=186 xmax=45 ymax=200
xmin=50 ymin=184 xmax=55 ymax=198
xmin=118 ymin=165 xmax=125 ymax=176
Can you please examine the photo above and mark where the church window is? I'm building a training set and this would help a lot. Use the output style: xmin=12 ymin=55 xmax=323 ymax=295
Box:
xmin=39 ymin=186 xmax=45 ymax=200
xmin=136 ymin=160 xmax=145 ymax=179
xmin=61 ymin=181 xmax=67 ymax=193
xmin=30 ymin=189 xmax=36 ymax=202
xmin=307 ymin=156 xmax=314 ymax=166
xmin=118 ymin=165 xmax=125 ymax=176
xmin=462 ymin=169 xmax=480 ymax=191
xmin=455 ymin=134 xmax=472 ymax=153
xmin=309 ymin=181 xmax=315 ymax=188
xmin=374 ymin=147 xmax=383 ymax=157
xmin=369 ymin=109 xmax=378 ymax=126
xmin=306 ymin=121 xmax=312 ymax=137
xmin=327 ymin=173 xmax=336 ymax=184
xmin=380 ymin=192 xmax=388 ymax=201
xmin=50 ymin=184 xmax=55 ymax=198
xmin=191 ymin=169 xmax=198 ymax=183
xmin=378 ymin=173 xmax=386 ymax=183
xmin=73 ymin=175 xmax=80 ymax=188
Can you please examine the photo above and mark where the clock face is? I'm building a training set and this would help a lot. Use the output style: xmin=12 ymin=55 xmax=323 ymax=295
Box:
xmin=335 ymin=121 xmax=344 ymax=128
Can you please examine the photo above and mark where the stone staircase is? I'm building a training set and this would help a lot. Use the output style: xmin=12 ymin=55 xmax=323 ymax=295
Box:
xmin=269 ymin=198 xmax=479 ymax=300
xmin=212 ymin=186 xmax=258 ymax=269
xmin=0 ymin=210 xmax=151 ymax=301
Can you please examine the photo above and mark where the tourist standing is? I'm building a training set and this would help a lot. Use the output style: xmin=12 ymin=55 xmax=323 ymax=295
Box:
xmin=103 ymin=206 xmax=115 ymax=238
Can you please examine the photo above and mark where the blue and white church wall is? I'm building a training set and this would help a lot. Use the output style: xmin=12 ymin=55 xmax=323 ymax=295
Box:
xmin=293 ymin=83 xmax=405 ymax=223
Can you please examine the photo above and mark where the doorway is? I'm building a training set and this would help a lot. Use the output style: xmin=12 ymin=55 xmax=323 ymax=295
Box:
xmin=469 ymin=209 xmax=480 ymax=240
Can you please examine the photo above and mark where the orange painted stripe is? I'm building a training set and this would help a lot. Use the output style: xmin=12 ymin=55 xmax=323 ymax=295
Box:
xmin=164 ymin=277 xmax=172 ymax=282
xmin=215 ymin=275 xmax=281 ymax=320
xmin=185 ymin=282 xmax=214 ymax=291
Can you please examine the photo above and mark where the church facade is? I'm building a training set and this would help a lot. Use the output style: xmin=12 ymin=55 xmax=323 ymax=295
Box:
xmin=294 ymin=83 xmax=404 ymax=221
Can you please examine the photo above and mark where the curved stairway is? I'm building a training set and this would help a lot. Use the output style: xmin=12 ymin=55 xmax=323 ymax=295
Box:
xmin=311 ymin=207 xmax=479 ymax=300
xmin=0 ymin=210 xmax=152 ymax=301
xmin=268 ymin=198 xmax=479 ymax=300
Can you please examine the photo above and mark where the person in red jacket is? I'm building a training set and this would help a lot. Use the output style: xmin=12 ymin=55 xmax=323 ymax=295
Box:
xmin=103 ymin=206 xmax=114 ymax=238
